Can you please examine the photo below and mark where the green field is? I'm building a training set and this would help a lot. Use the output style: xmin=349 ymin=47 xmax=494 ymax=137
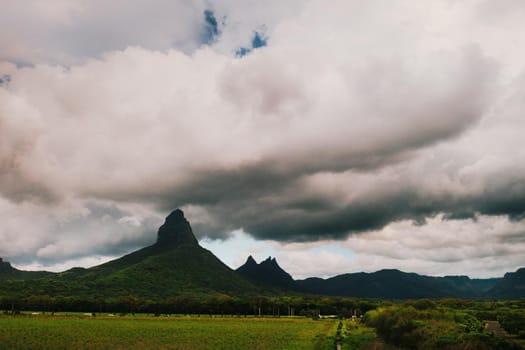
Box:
xmin=3 ymin=299 xmax=524 ymax=349
xmin=0 ymin=315 xmax=338 ymax=350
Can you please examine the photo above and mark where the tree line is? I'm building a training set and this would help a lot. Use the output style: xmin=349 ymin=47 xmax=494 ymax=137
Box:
xmin=0 ymin=294 xmax=377 ymax=317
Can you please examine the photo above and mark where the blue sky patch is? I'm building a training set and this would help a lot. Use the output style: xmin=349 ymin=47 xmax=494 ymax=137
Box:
xmin=235 ymin=30 xmax=268 ymax=57
xmin=201 ymin=9 xmax=220 ymax=45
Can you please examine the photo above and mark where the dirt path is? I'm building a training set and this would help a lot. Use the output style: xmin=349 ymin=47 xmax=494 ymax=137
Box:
xmin=485 ymin=320 xmax=506 ymax=338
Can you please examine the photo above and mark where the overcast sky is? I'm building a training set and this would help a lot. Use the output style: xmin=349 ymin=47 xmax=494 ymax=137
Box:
xmin=1 ymin=0 xmax=525 ymax=279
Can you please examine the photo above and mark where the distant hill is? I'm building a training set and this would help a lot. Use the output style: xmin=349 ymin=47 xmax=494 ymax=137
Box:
xmin=236 ymin=255 xmax=297 ymax=291
xmin=296 ymin=269 xmax=501 ymax=299
xmin=484 ymin=267 xmax=525 ymax=299
xmin=0 ymin=257 xmax=53 ymax=281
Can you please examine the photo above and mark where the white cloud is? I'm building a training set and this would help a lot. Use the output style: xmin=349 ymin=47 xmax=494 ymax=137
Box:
xmin=227 ymin=214 xmax=525 ymax=279
xmin=344 ymin=215 xmax=525 ymax=278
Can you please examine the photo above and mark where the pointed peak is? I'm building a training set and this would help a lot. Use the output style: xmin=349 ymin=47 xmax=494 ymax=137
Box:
xmin=260 ymin=256 xmax=279 ymax=267
xmin=246 ymin=255 xmax=257 ymax=265
xmin=165 ymin=209 xmax=185 ymax=223
xmin=156 ymin=209 xmax=198 ymax=248
xmin=238 ymin=255 xmax=258 ymax=269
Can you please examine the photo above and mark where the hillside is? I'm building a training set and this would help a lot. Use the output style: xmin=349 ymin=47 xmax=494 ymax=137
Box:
xmin=484 ymin=267 xmax=525 ymax=299
xmin=296 ymin=269 xmax=501 ymax=299
xmin=0 ymin=257 xmax=53 ymax=281
xmin=0 ymin=210 xmax=262 ymax=299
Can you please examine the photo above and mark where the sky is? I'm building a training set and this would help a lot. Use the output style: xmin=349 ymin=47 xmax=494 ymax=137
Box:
xmin=1 ymin=0 xmax=525 ymax=279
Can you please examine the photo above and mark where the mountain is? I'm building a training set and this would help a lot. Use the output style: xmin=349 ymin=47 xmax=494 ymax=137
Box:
xmin=296 ymin=269 xmax=501 ymax=299
xmin=0 ymin=210 xmax=523 ymax=300
xmin=0 ymin=209 xmax=262 ymax=298
xmin=484 ymin=267 xmax=525 ymax=299
xmin=236 ymin=255 xmax=297 ymax=290
xmin=0 ymin=257 xmax=53 ymax=280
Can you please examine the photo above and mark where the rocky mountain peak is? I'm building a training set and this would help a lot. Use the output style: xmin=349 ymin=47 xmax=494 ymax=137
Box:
xmin=261 ymin=256 xmax=278 ymax=266
xmin=236 ymin=255 xmax=297 ymax=290
xmin=156 ymin=209 xmax=198 ymax=247
xmin=244 ymin=255 xmax=257 ymax=266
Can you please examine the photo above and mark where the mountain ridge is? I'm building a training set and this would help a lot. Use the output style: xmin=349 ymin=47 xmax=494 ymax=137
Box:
xmin=295 ymin=269 xmax=503 ymax=299
xmin=0 ymin=210 xmax=524 ymax=299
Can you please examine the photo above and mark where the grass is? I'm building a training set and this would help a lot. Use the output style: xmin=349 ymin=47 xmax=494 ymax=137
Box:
xmin=0 ymin=315 xmax=335 ymax=350
xmin=311 ymin=318 xmax=340 ymax=350
xmin=341 ymin=319 xmax=383 ymax=350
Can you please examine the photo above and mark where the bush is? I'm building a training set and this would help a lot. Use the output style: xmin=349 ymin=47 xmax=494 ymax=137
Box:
xmin=364 ymin=306 xmax=422 ymax=348
xmin=498 ymin=311 xmax=525 ymax=335
xmin=364 ymin=304 xmax=518 ymax=350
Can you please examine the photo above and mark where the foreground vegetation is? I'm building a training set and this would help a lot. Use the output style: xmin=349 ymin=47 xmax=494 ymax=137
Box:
xmin=1 ymin=298 xmax=524 ymax=349
xmin=364 ymin=299 xmax=524 ymax=349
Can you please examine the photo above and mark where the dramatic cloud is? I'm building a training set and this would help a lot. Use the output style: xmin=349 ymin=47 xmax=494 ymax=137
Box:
xmin=204 ymin=214 xmax=525 ymax=279
xmin=1 ymin=0 xmax=525 ymax=277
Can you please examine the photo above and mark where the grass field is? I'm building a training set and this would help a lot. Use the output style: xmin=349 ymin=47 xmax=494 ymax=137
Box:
xmin=0 ymin=315 xmax=337 ymax=350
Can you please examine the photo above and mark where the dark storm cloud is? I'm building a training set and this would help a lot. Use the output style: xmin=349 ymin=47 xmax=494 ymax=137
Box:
xmin=477 ymin=189 xmax=525 ymax=221
xmin=168 ymin=176 xmax=525 ymax=242
xmin=246 ymin=181 xmax=525 ymax=241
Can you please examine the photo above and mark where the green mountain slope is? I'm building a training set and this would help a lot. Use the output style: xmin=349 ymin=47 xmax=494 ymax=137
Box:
xmin=484 ymin=267 xmax=525 ymax=299
xmin=60 ymin=244 xmax=261 ymax=298
xmin=0 ymin=210 xmax=262 ymax=299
